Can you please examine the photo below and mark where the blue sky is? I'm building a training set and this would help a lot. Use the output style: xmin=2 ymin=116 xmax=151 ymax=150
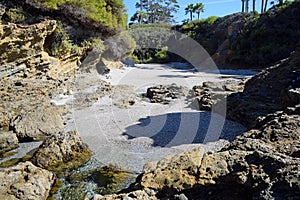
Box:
xmin=123 ymin=0 xmax=266 ymax=24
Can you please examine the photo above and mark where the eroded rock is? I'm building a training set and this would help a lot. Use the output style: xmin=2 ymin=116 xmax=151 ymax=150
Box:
xmin=0 ymin=161 xmax=55 ymax=200
xmin=134 ymin=148 xmax=204 ymax=194
xmin=10 ymin=105 xmax=64 ymax=141
xmin=0 ymin=131 xmax=18 ymax=155
xmin=146 ymin=83 xmax=188 ymax=104
xmin=31 ymin=131 xmax=92 ymax=174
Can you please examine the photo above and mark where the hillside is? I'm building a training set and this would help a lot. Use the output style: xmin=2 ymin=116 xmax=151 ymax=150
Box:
xmin=179 ymin=1 xmax=300 ymax=68
xmin=0 ymin=0 xmax=127 ymax=43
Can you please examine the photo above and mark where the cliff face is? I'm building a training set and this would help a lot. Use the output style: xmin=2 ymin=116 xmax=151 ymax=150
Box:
xmin=180 ymin=1 xmax=300 ymax=68
xmin=0 ymin=7 xmax=79 ymax=134
xmin=0 ymin=0 xmax=118 ymax=42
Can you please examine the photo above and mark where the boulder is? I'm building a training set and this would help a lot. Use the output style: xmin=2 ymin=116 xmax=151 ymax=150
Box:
xmin=0 ymin=131 xmax=18 ymax=155
xmin=134 ymin=148 xmax=204 ymax=195
xmin=146 ymin=84 xmax=188 ymax=104
xmin=189 ymin=80 xmax=244 ymax=111
xmin=94 ymin=190 xmax=157 ymax=200
xmin=0 ymin=161 xmax=55 ymax=200
xmin=31 ymin=131 xmax=92 ymax=173
xmin=10 ymin=105 xmax=64 ymax=141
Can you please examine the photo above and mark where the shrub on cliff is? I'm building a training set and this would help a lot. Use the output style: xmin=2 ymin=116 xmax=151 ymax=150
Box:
xmin=33 ymin=0 xmax=127 ymax=28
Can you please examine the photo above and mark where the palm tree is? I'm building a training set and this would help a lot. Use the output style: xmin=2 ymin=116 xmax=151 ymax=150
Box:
xmin=253 ymin=0 xmax=256 ymax=11
xmin=261 ymin=0 xmax=264 ymax=13
xmin=245 ymin=0 xmax=250 ymax=12
xmin=185 ymin=4 xmax=194 ymax=21
xmin=242 ymin=0 xmax=245 ymax=12
xmin=194 ymin=3 xmax=204 ymax=20
xmin=264 ymin=0 xmax=268 ymax=12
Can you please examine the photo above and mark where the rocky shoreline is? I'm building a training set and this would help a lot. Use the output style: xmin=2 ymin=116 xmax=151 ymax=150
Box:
xmin=0 ymin=2 xmax=299 ymax=200
xmin=95 ymin=46 xmax=300 ymax=200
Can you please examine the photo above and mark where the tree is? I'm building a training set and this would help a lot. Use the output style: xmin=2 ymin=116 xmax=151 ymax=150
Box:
xmin=131 ymin=0 xmax=179 ymax=24
xmin=137 ymin=10 xmax=147 ymax=24
xmin=241 ymin=0 xmax=245 ymax=12
xmin=245 ymin=0 xmax=250 ymax=12
xmin=241 ymin=0 xmax=250 ymax=12
xmin=253 ymin=0 xmax=256 ymax=11
xmin=264 ymin=0 xmax=269 ymax=12
xmin=185 ymin=4 xmax=194 ymax=21
xmin=194 ymin=3 xmax=204 ymax=20
xmin=261 ymin=0 xmax=265 ymax=12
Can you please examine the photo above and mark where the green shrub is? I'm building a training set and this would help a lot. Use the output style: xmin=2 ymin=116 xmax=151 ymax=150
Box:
xmin=46 ymin=22 xmax=82 ymax=58
xmin=4 ymin=7 xmax=25 ymax=23
xmin=33 ymin=0 xmax=127 ymax=28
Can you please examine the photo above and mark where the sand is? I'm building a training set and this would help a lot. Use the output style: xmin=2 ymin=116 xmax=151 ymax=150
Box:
xmin=62 ymin=63 xmax=255 ymax=173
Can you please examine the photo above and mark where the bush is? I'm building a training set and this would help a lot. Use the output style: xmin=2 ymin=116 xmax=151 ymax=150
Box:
xmin=45 ymin=22 xmax=81 ymax=58
xmin=33 ymin=0 xmax=127 ymax=28
xmin=3 ymin=7 xmax=25 ymax=23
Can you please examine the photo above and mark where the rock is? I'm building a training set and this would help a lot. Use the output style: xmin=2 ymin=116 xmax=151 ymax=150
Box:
xmin=73 ymin=78 xmax=112 ymax=110
xmin=10 ymin=105 xmax=64 ymax=141
xmin=109 ymin=106 xmax=299 ymax=199
xmin=226 ymin=112 xmax=300 ymax=157
xmin=0 ymin=131 xmax=19 ymax=155
xmin=226 ymin=47 xmax=300 ymax=128
xmin=281 ymin=87 xmax=300 ymax=107
xmin=0 ymin=5 xmax=5 ymax=19
xmin=146 ymin=83 xmax=188 ymax=104
xmin=134 ymin=148 xmax=204 ymax=195
xmin=111 ymin=85 xmax=137 ymax=109
xmin=31 ymin=131 xmax=92 ymax=174
xmin=189 ymin=80 xmax=244 ymax=111
xmin=94 ymin=190 xmax=157 ymax=200
xmin=0 ymin=161 xmax=55 ymax=200
xmin=0 ymin=20 xmax=56 ymax=66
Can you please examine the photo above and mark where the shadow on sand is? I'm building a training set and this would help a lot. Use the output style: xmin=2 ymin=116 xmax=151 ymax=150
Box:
xmin=123 ymin=111 xmax=245 ymax=147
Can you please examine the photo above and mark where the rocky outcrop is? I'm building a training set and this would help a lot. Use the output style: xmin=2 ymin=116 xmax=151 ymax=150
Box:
xmin=94 ymin=190 xmax=157 ymax=200
xmin=226 ymin=47 xmax=300 ymax=128
xmin=10 ymin=105 xmax=64 ymax=141
xmin=146 ymin=84 xmax=188 ymax=104
xmin=0 ymin=161 xmax=55 ymax=200
xmin=0 ymin=20 xmax=56 ymax=65
xmin=0 ymin=19 xmax=79 ymax=81
xmin=100 ymin=108 xmax=299 ymax=199
xmin=135 ymin=148 xmax=204 ymax=193
xmin=31 ymin=131 xmax=91 ymax=173
xmin=97 ymin=48 xmax=300 ymax=200
xmin=189 ymin=80 xmax=244 ymax=111
xmin=0 ymin=131 xmax=18 ymax=155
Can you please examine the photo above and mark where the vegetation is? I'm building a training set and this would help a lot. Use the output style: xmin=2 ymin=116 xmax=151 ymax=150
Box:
xmin=129 ymin=24 xmax=175 ymax=63
xmin=130 ymin=0 xmax=180 ymax=25
xmin=2 ymin=7 xmax=25 ymax=23
xmin=181 ymin=16 xmax=219 ymax=37
xmin=33 ymin=0 xmax=127 ymax=28
xmin=0 ymin=154 xmax=33 ymax=168
xmin=241 ymin=0 xmax=292 ymax=13
xmin=185 ymin=3 xmax=205 ymax=21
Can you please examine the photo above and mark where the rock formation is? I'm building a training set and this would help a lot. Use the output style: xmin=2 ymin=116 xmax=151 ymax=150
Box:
xmin=10 ymin=105 xmax=64 ymax=141
xmin=226 ymin=45 xmax=300 ymax=129
xmin=0 ymin=161 xmax=55 ymax=200
xmin=146 ymin=83 xmax=188 ymax=104
xmin=0 ymin=131 xmax=18 ymax=155
xmin=189 ymin=80 xmax=244 ymax=111
xmin=96 ymin=45 xmax=300 ymax=200
xmin=31 ymin=131 xmax=92 ymax=174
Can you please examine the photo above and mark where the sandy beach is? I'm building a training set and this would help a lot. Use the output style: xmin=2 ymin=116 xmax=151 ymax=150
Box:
xmin=59 ymin=63 xmax=255 ymax=172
